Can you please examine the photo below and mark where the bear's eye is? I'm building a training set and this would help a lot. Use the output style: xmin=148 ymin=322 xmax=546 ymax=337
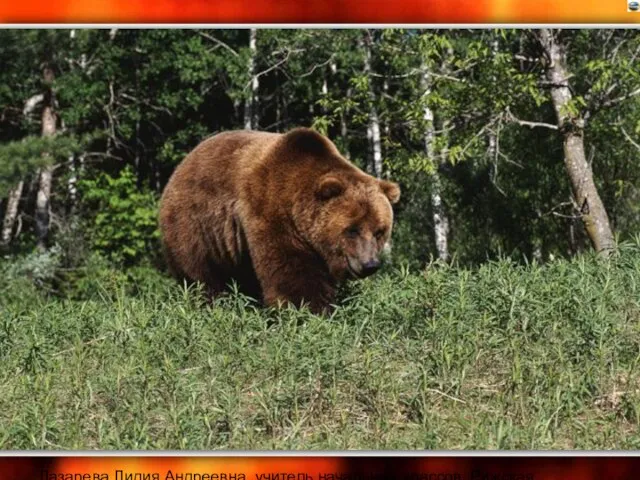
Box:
xmin=374 ymin=228 xmax=386 ymax=239
xmin=345 ymin=226 xmax=360 ymax=238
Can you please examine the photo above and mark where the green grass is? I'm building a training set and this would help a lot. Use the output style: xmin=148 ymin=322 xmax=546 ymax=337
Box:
xmin=2 ymin=243 xmax=640 ymax=450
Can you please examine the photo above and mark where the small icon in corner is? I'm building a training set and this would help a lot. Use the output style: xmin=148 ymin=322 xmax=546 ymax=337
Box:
xmin=629 ymin=1 xmax=640 ymax=11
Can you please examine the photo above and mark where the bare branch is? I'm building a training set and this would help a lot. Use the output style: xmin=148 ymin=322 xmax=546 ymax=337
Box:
xmin=540 ymin=201 xmax=579 ymax=219
xmin=371 ymin=69 xmax=464 ymax=83
xmin=514 ymin=54 xmax=541 ymax=63
xmin=198 ymin=31 xmax=239 ymax=57
xmin=601 ymin=86 xmax=640 ymax=108
xmin=120 ymin=92 xmax=172 ymax=116
xmin=621 ymin=126 xmax=640 ymax=153
xmin=458 ymin=119 xmax=497 ymax=159
xmin=244 ymin=49 xmax=301 ymax=91
xmin=629 ymin=42 xmax=640 ymax=65
xmin=23 ymin=93 xmax=44 ymax=116
xmin=505 ymin=107 xmax=558 ymax=130
xmin=83 ymin=152 xmax=125 ymax=162
xmin=299 ymin=56 xmax=335 ymax=78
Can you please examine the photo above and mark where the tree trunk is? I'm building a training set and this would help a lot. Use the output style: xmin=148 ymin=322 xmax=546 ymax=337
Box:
xmin=67 ymin=154 xmax=77 ymax=208
xmin=363 ymin=32 xmax=383 ymax=178
xmin=366 ymin=123 xmax=373 ymax=173
xmin=487 ymin=36 xmax=499 ymax=163
xmin=321 ymin=71 xmax=328 ymax=98
xmin=1 ymin=181 xmax=24 ymax=247
xmin=35 ymin=65 xmax=57 ymax=251
xmin=421 ymin=69 xmax=450 ymax=262
xmin=330 ymin=59 xmax=351 ymax=159
xmin=538 ymin=29 xmax=615 ymax=256
xmin=244 ymin=29 xmax=258 ymax=130
xmin=2 ymin=92 xmax=48 ymax=247
xmin=383 ymin=77 xmax=390 ymax=139
xmin=370 ymin=107 xmax=383 ymax=178
xmin=341 ymin=86 xmax=351 ymax=160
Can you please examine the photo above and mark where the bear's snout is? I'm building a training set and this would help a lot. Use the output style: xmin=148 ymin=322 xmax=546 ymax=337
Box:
xmin=346 ymin=255 xmax=382 ymax=279
xmin=360 ymin=259 xmax=381 ymax=277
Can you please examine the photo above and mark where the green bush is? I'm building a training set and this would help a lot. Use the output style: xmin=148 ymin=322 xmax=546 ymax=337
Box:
xmin=79 ymin=167 xmax=160 ymax=265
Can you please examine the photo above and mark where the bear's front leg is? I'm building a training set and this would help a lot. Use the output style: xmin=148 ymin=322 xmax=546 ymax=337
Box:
xmin=252 ymin=247 xmax=336 ymax=315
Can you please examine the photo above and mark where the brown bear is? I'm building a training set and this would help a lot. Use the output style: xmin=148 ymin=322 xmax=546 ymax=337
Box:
xmin=159 ymin=127 xmax=400 ymax=315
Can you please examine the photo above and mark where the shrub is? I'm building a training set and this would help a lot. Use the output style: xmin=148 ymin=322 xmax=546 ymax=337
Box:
xmin=79 ymin=167 xmax=160 ymax=265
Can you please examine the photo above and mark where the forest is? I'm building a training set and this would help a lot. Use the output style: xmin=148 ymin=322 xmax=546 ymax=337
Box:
xmin=1 ymin=29 xmax=640 ymax=449
xmin=2 ymin=28 xmax=640 ymax=266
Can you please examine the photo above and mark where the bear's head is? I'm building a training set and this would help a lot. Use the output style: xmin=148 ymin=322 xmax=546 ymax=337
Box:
xmin=310 ymin=171 xmax=401 ymax=282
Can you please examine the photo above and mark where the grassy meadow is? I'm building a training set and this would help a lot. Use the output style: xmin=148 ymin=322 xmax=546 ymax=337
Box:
xmin=1 ymin=242 xmax=640 ymax=450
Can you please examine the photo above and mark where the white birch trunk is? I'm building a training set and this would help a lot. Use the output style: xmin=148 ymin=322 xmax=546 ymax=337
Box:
xmin=383 ymin=78 xmax=390 ymax=139
xmin=1 ymin=181 xmax=24 ymax=246
xmin=488 ymin=37 xmax=499 ymax=163
xmin=370 ymin=107 xmax=383 ymax=178
xmin=421 ymin=69 xmax=450 ymax=262
xmin=366 ymin=123 xmax=374 ymax=174
xmin=67 ymin=29 xmax=85 ymax=209
xmin=363 ymin=33 xmax=383 ymax=178
xmin=330 ymin=59 xmax=351 ymax=159
xmin=67 ymin=155 xmax=77 ymax=206
xmin=341 ymin=90 xmax=350 ymax=160
xmin=244 ymin=29 xmax=258 ymax=130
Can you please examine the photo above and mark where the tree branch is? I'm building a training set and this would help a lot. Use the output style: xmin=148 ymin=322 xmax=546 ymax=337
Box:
xmin=601 ymin=86 xmax=640 ymax=108
xmin=23 ymin=93 xmax=44 ymax=116
xmin=198 ymin=31 xmax=239 ymax=57
xmin=621 ymin=126 xmax=640 ymax=153
xmin=244 ymin=49 xmax=301 ymax=91
xmin=299 ymin=56 xmax=334 ymax=78
xmin=514 ymin=54 xmax=541 ymax=63
xmin=505 ymin=108 xmax=558 ymax=130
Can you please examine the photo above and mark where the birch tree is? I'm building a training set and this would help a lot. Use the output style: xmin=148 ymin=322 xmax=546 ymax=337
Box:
xmin=421 ymin=68 xmax=450 ymax=261
xmin=244 ymin=29 xmax=259 ymax=130
xmin=362 ymin=31 xmax=383 ymax=178
xmin=536 ymin=29 xmax=615 ymax=255
xmin=1 ymin=181 xmax=24 ymax=246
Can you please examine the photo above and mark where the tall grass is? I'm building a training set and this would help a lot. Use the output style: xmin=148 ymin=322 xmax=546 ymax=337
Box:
xmin=1 ymin=241 xmax=640 ymax=449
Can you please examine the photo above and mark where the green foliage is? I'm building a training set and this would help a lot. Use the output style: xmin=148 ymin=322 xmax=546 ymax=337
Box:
xmin=79 ymin=167 xmax=159 ymax=264
xmin=0 ymin=134 xmax=91 ymax=196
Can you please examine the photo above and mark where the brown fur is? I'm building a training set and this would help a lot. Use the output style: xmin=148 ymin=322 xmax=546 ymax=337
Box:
xmin=159 ymin=128 xmax=400 ymax=314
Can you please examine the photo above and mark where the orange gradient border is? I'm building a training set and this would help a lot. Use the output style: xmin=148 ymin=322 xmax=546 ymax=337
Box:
xmin=2 ymin=456 xmax=640 ymax=480
xmin=1 ymin=0 xmax=640 ymax=23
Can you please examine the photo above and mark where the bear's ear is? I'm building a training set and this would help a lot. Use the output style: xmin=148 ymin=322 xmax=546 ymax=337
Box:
xmin=316 ymin=175 xmax=345 ymax=201
xmin=379 ymin=180 xmax=401 ymax=204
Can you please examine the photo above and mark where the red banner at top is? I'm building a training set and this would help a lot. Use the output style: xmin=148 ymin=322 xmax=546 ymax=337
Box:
xmin=1 ymin=0 xmax=640 ymax=23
